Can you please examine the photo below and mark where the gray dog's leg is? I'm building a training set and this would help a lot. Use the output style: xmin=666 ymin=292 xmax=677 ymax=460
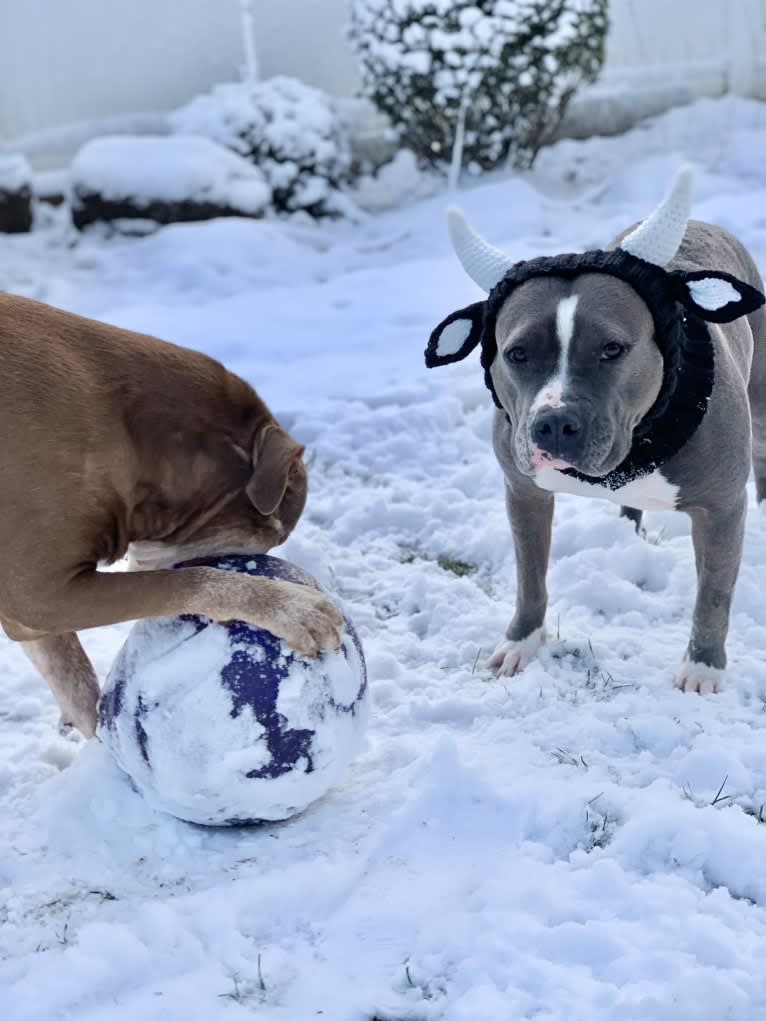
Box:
xmin=747 ymin=302 xmax=766 ymax=501
xmin=489 ymin=484 xmax=554 ymax=676
xmin=675 ymin=496 xmax=747 ymax=693
xmin=749 ymin=381 xmax=766 ymax=503
xmin=20 ymin=632 xmax=100 ymax=737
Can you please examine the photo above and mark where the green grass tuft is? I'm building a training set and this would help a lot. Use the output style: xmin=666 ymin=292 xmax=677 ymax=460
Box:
xmin=436 ymin=554 xmax=476 ymax=577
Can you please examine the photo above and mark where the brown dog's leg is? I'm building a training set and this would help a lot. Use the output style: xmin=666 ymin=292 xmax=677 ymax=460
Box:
xmin=7 ymin=566 xmax=343 ymax=658
xmin=20 ymin=632 xmax=100 ymax=737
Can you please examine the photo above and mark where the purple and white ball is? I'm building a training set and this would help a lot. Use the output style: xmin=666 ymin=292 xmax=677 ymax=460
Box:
xmin=97 ymin=554 xmax=368 ymax=825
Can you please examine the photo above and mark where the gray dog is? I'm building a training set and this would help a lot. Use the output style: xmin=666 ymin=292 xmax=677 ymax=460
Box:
xmin=426 ymin=168 xmax=766 ymax=693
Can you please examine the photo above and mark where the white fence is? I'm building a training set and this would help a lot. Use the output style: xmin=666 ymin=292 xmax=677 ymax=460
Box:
xmin=1 ymin=0 xmax=765 ymax=155
xmin=0 ymin=0 xmax=355 ymax=145
xmin=606 ymin=0 xmax=766 ymax=93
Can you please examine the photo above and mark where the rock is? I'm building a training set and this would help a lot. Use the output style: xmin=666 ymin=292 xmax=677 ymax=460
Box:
xmin=0 ymin=155 xmax=33 ymax=233
xmin=70 ymin=135 xmax=272 ymax=230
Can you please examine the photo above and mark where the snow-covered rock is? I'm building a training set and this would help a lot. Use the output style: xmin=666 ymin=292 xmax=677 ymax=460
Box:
xmin=0 ymin=154 xmax=32 ymax=232
xmin=171 ymin=76 xmax=353 ymax=217
xmin=70 ymin=135 xmax=271 ymax=230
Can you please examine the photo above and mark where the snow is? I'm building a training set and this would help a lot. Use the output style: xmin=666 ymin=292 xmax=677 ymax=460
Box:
xmin=0 ymin=113 xmax=170 ymax=173
xmin=32 ymin=168 xmax=70 ymax=200
xmin=350 ymin=149 xmax=437 ymax=211
xmin=70 ymin=135 xmax=271 ymax=215
xmin=2 ymin=96 xmax=766 ymax=1019
xmin=0 ymin=153 xmax=31 ymax=193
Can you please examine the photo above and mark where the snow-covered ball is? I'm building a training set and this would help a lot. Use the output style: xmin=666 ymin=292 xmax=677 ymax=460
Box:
xmin=97 ymin=554 xmax=368 ymax=826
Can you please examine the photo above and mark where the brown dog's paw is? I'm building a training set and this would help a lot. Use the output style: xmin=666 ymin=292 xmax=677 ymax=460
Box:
xmin=59 ymin=703 xmax=97 ymax=740
xmin=58 ymin=718 xmax=87 ymax=742
xmin=254 ymin=579 xmax=344 ymax=658
xmin=488 ymin=627 xmax=546 ymax=677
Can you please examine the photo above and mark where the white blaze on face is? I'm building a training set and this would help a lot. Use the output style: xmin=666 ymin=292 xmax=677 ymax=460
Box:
xmin=556 ymin=294 xmax=579 ymax=358
xmin=529 ymin=294 xmax=579 ymax=414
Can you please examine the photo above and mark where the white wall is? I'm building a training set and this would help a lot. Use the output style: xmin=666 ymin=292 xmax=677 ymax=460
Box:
xmin=1 ymin=0 xmax=765 ymax=149
xmin=253 ymin=0 xmax=359 ymax=97
xmin=605 ymin=0 xmax=766 ymax=95
xmin=0 ymin=0 xmax=359 ymax=145
xmin=0 ymin=0 xmax=243 ymax=141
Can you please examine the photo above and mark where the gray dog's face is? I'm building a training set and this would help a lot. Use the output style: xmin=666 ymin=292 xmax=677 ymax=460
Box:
xmin=490 ymin=273 xmax=664 ymax=477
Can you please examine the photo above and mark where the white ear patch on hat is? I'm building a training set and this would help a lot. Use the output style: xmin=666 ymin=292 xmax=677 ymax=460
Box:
xmin=672 ymin=269 xmax=765 ymax=323
xmin=436 ymin=317 xmax=475 ymax=357
xmin=425 ymin=301 xmax=485 ymax=368
xmin=687 ymin=276 xmax=741 ymax=311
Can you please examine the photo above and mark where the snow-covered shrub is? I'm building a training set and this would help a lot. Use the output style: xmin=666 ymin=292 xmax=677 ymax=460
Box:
xmin=0 ymin=154 xmax=33 ymax=232
xmin=350 ymin=149 xmax=437 ymax=210
xmin=70 ymin=136 xmax=271 ymax=230
xmin=348 ymin=0 xmax=608 ymax=171
xmin=170 ymin=76 xmax=353 ymax=217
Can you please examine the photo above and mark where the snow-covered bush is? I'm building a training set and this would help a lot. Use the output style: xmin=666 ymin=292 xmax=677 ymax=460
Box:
xmin=348 ymin=0 xmax=608 ymax=171
xmin=70 ymin=136 xmax=271 ymax=230
xmin=170 ymin=76 xmax=353 ymax=217
xmin=350 ymin=149 xmax=437 ymax=210
xmin=0 ymin=154 xmax=33 ymax=233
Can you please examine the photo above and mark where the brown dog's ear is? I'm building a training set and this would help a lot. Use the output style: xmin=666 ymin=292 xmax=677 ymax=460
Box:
xmin=246 ymin=423 xmax=305 ymax=516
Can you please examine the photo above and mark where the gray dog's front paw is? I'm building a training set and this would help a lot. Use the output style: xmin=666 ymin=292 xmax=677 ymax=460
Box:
xmin=674 ymin=657 xmax=726 ymax=694
xmin=488 ymin=627 xmax=546 ymax=677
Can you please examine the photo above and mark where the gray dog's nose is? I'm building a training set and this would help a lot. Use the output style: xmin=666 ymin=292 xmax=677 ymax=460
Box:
xmin=531 ymin=408 xmax=582 ymax=459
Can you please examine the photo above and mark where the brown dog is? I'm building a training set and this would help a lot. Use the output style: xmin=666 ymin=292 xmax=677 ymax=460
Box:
xmin=0 ymin=293 xmax=343 ymax=737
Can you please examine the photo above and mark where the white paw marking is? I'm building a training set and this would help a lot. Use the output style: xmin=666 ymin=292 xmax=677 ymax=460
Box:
xmin=488 ymin=627 xmax=546 ymax=677
xmin=674 ymin=659 xmax=726 ymax=695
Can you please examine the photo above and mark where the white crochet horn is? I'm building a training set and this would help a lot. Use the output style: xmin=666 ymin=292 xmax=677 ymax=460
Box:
xmin=619 ymin=166 xmax=694 ymax=267
xmin=447 ymin=206 xmax=516 ymax=292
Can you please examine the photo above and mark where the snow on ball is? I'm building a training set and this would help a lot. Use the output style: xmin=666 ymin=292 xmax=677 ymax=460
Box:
xmin=97 ymin=554 xmax=368 ymax=826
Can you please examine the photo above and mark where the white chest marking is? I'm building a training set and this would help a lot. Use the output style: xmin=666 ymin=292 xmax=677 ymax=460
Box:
xmin=530 ymin=295 xmax=579 ymax=413
xmin=534 ymin=465 xmax=679 ymax=511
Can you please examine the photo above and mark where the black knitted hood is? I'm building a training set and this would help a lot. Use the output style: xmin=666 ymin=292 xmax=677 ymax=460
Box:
xmin=426 ymin=247 xmax=764 ymax=488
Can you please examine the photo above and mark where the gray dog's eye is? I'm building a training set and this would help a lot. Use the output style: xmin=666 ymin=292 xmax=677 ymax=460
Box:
xmin=601 ymin=341 xmax=625 ymax=361
xmin=506 ymin=346 xmax=528 ymax=364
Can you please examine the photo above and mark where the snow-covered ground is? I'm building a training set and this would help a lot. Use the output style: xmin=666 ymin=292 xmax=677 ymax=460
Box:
xmin=3 ymin=96 xmax=766 ymax=1020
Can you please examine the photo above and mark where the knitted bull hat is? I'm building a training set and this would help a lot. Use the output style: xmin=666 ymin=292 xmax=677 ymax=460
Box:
xmin=425 ymin=168 xmax=765 ymax=489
